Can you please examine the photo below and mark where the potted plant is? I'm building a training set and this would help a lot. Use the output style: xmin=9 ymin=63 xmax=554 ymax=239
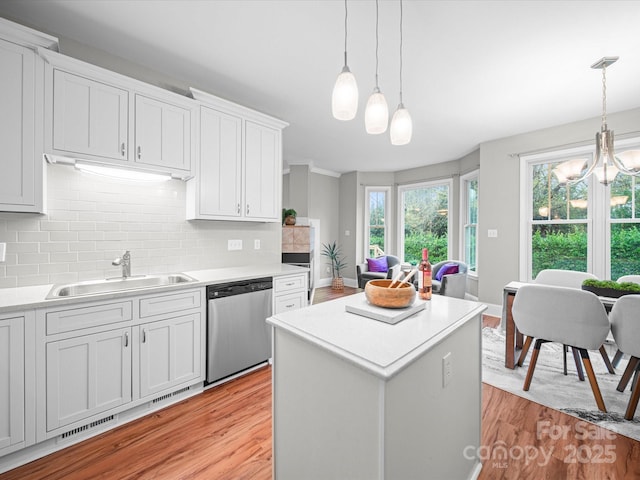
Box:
xmin=321 ymin=241 xmax=348 ymax=291
xmin=282 ymin=208 xmax=297 ymax=225
xmin=581 ymin=279 xmax=640 ymax=298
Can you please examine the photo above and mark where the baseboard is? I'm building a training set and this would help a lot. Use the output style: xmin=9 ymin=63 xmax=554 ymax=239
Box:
xmin=316 ymin=277 xmax=358 ymax=288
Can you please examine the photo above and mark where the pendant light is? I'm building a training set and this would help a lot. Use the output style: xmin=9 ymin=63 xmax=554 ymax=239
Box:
xmin=332 ymin=0 xmax=358 ymax=121
xmin=554 ymin=57 xmax=640 ymax=186
xmin=365 ymin=0 xmax=389 ymax=134
xmin=390 ymin=0 xmax=412 ymax=145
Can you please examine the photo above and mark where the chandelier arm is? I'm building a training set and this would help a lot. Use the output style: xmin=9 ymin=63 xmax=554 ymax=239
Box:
xmin=566 ymin=136 xmax=601 ymax=185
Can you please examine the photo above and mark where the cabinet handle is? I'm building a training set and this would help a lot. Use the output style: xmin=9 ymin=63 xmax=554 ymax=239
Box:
xmin=246 ymin=204 xmax=250 ymax=215
xmin=121 ymin=142 xmax=126 ymax=156
xmin=137 ymin=146 xmax=142 ymax=159
xmin=285 ymin=304 xmax=295 ymax=308
xmin=142 ymin=329 xmax=146 ymax=343
xmin=124 ymin=332 xmax=129 ymax=347
xmin=237 ymin=203 xmax=241 ymax=214
xmin=285 ymin=282 xmax=295 ymax=286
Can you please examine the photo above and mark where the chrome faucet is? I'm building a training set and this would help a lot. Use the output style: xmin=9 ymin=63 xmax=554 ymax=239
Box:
xmin=112 ymin=250 xmax=131 ymax=278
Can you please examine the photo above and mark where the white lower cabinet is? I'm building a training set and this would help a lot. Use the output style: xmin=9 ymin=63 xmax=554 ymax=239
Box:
xmin=273 ymin=273 xmax=308 ymax=314
xmin=36 ymin=288 xmax=205 ymax=441
xmin=45 ymin=327 xmax=132 ymax=431
xmin=0 ymin=315 xmax=25 ymax=454
xmin=138 ymin=313 xmax=201 ymax=398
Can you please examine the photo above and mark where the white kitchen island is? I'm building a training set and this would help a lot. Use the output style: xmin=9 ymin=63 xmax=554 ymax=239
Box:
xmin=267 ymin=292 xmax=486 ymax=480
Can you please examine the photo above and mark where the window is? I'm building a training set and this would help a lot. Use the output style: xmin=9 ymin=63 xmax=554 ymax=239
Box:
xmin=460 ymin=171 xmax=478 ymax=273
xmin=521 ymin=139 xmax=640 ymax=281
xmin=610 ymin=173 xmax=640 ymax=280
xmin=398 ymin=180 xmax=451 ymax=265
xmin=364 ymin=186 xmax=390 ymax=258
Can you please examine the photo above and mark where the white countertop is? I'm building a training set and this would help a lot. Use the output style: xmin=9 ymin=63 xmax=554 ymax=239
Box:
xmin=267 ymin=293 xmax=486 ymax=379
xmin=0 ymin=263 xmax=308 ymax=314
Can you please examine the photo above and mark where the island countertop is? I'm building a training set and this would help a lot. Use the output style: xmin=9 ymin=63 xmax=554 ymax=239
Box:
xmin=267 ymin=292 xmax=486 ymax=379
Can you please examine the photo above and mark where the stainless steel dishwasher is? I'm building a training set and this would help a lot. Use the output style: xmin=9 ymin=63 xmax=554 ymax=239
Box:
xmin=206 ymin=277 xmax=273 ymax=384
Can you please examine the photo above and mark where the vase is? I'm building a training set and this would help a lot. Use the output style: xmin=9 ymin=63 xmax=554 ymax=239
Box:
xmin=284 ymin=215 xmax=296 ymax=225
xmin=581 ymin=285 xmax=639 ymax=298
xmin=331 ymin=277 xmax=344 ymax=291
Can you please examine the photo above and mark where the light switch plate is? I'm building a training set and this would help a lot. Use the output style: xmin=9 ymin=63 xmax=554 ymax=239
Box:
xmin=0 ymin=242 xmax=5 ymax=262
xmin=254 ymin=239 xmax=261 ymax=250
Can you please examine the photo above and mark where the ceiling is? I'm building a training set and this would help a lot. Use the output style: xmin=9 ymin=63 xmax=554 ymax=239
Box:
xmin=2 ymin=0 xmax=640 ymax=174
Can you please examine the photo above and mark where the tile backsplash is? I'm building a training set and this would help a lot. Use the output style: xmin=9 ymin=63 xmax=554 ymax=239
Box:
xmin=0 ymin=163 xmax=280 ymax=288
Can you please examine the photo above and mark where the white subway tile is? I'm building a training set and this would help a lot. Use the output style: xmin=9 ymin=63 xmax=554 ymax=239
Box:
xmin=50 ymin=252 xmax=78 ymax=263
xmin=49 ymin=272 xmax=79 ymax=284
xmin=7 ymin=242 xmax=39 ymax=253
xmin=18 ymin=231 xmax=49 ymax=242
xmin=17 ymin=275 xmax=50 ymax=287
xmin=70 ymin=222 xmax=96 ymax=231
xmin=69 ymin=242 xmax=96 ymax=252
xmin=50 ymin=231 xmax=78 ymax=242
xmin=39 ymin=263 xmax=69 ymax=274
xmin=40 ymin=221 xmax=69 ymax=231
xmin=18 ymin=253 xmax=50 ymax=264
xmin=6 ymin=264 xmax=39 ymax=276
xmin=39 ymin=242 xmax=68 ymax=253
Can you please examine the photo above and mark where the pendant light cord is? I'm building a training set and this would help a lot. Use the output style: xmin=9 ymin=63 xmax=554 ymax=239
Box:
xmin=343 ymin=0 xmax=348 ymax=66
xmin=375 ymin=0 xmax=380 ymax=89
xmin=601 ymin=65 xmax=607 ymax=129
xmin=399 ymin=0 xmax=403 ymax=104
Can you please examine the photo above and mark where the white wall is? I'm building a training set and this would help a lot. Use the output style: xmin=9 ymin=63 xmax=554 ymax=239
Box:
xmin=0 ymin=164 xmax=280 ymax=288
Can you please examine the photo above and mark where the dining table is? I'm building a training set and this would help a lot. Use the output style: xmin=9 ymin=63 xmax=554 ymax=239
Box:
xmin=501 ymin=281 xmax=618 ymax=369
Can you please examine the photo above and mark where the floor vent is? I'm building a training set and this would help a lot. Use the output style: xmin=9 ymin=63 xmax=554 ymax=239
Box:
xmin=152 ymin=386 xmax=191 ymax=404
xmin=60 ymin=414 xmax=115 ymax=440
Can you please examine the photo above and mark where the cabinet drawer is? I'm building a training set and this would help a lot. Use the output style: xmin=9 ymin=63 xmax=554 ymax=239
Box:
xmin=274 ymin=274 xmax=306 ymax=294
xmin=46 ymin=301 xmax=133 ymax=335
xmin=274 ymin=291 xmax=307 ymax=314
xmin=139 ymin=289 xmax=201 ymax=319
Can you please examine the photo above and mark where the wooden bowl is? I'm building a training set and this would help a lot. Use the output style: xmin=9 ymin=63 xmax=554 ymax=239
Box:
xmin=364 ymin=279 xmax=416 ymax=308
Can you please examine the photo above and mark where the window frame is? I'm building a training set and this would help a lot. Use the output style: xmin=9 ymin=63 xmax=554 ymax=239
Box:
xmin=397 ymin=178 xmax=453 ymax=265
xmin=459 ymin=170 xmax=479 ymax=276
xmin=519 ymin=136 xmax=640 ymax=281
xmin=364 ymin=185 xmax=391 ymax=258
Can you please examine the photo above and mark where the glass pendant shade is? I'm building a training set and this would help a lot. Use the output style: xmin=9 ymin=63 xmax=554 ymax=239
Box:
xmin=616 ymin=150 xmax=640 ymax=172
xmin=594 ymin=129 xmax=619 ymax=185
xmin=332 ymin=65 xmax=359 ymax=121
xmin=365 ymin=87 xmax=388 ymax=134
xmin=552 ymin=158 xmax=588 ymax=184
xmin=390 ymin=104 xmax=412 ymax=145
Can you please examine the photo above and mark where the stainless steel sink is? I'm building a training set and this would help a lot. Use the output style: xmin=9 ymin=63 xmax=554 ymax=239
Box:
xmin=46 ymin=273 xmax=197 ymax=299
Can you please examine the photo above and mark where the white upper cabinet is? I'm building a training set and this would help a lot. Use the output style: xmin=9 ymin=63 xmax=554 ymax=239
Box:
xmin=134 ymin=94 xmax=191 ymax=173
xmin=0 ymin=19 xmax=58 ymax=213
xmin=52 ymin=70 xmax=128 ymax=162
xmin=186 ymin=88 xmax=288 ymax=222
xmin=244 ymin=121 xmax=280 ymax=221
xmin=41 ymin=49 xmax=195 ymax=179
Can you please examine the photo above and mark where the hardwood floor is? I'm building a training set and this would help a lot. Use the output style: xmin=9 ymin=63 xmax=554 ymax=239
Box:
xmin=3 ymin=287 xmax=640 ymax=479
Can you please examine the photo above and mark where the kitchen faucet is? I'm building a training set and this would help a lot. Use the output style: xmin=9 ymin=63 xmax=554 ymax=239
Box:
xmin=112 ymin=250 xmax=131 ymax=278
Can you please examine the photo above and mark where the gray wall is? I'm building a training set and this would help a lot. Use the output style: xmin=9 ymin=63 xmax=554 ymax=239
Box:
xmin=478 ymin=106 xmax=640 ymax=305
xmin=309 ymin=172 xmax=340 ymax=280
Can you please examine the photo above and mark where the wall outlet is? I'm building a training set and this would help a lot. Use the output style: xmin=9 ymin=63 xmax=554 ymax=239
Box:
xmin=442 ymin=352 xmax=452 ymax=388
xmin=0 ymin=242 xmax=5 ymax=262
xmin=228 ymin=239 xmax=243 ymax=251
xmin=345 ymin=230 xmax=350 ymax=236
xmin=488 ymin=229 xmax=498 ymax=238
xmin=254 ymin=239 xmax=261 ymax=250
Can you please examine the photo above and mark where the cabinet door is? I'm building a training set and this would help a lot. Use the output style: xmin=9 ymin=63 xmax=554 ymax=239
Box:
xmin=139 ymin=313 xmax=201 ymax=398
xmin=0 ymin=38 xmax=40 ymax=212
xmin=198 ymin=106 xmax=242 ymax=218
xmin=0 ymin=316 xmax=25 ymax=452
xmin=244 ymin=121 xmax=281 ymax=221
xmin=52 ymin=69 xmax=128 ymax=161
xmin=134 ymin=94 xmax=191 ymax=173
xmin=46 ymin=328 xmax=132 ymax=432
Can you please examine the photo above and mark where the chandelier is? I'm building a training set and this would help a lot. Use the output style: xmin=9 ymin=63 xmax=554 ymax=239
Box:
xmin=553 ymin=57 xmax=640 ymax=186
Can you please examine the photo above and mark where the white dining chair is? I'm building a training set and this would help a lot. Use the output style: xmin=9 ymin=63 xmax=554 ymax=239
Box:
xmin=512 ymin=284 xmax=611 ymax=412
xmin=523 ymin=269 xmax=614 ymax=378
xmin=610 ymin=294 xmax=640 ymax=420
xmin=617 ymin=275 xmax=640 ymax=284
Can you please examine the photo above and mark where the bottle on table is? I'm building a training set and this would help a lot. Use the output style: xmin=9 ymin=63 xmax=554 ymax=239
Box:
xmin=418 ymin=248 xmax=432 ymax=300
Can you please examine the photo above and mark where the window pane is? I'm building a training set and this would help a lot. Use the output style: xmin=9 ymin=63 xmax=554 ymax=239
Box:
xmin=610 ymin=223 xmax=640 ymax=280
xmin=531 ymin=224 xmax=588 ymax=278
xmin=368 ymin=191 xmax=386 ymax=256
xmin=610 ymin=174 xmax=634 ymax=219
xmin=468 ymin=179 xmax=478 ymax=224
xmin=402 ymin=184 xmax=448 ymax=265
xmin=532 ymin=162 xmax=588 ymax=220
xmin=464 ymin=225 xmax=476 ymax=271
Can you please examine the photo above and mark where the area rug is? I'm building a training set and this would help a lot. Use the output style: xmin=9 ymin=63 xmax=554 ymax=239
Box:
xmin=482 ymin=327 xmax=640 ymax=442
